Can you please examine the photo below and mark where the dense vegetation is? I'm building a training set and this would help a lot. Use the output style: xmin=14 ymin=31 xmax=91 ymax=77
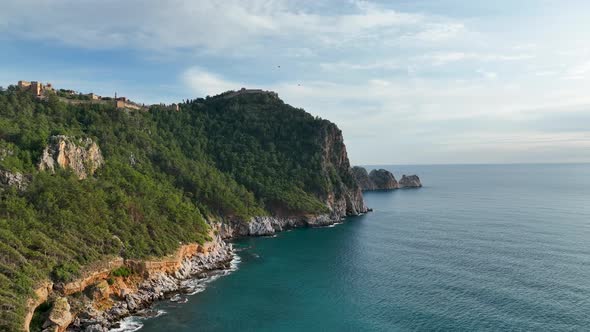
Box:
xmin=0 ymin=87 xmax=353 ymax=330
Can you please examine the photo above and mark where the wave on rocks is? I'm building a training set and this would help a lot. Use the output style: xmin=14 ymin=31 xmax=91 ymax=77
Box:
xmin=108 ymin=316 xmax=142 ymax=332
xmin=110 ymin=252 xmax=241 ymax=331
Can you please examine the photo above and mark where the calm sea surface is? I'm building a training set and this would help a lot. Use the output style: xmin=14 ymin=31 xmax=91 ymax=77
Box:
xmin=135 ymin=164 xmax=590 ymax=331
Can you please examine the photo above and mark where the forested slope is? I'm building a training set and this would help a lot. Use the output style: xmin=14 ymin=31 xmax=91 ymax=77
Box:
xmin=0 ymin=87 xmax=364 ymax=331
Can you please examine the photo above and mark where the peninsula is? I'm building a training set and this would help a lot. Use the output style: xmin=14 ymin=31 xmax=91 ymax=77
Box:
xmin=0 ymin=82 xmax=368 ymax=332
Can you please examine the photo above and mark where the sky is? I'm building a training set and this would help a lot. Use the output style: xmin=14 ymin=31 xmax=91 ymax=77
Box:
xmin=1 ymin=0 xmax=589 ymax=165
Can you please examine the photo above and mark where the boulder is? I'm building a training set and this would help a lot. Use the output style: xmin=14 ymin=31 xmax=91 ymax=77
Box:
xmin=46 ymin=297 xmax=72 ymax=332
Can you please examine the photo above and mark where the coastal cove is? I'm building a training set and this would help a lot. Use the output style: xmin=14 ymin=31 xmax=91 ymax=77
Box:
xmin=126 ymin=163 xmax=590 ymax=331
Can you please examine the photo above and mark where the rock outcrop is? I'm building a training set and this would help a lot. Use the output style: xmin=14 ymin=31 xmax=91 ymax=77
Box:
xmin=352 ymin=167 xmax=399 ymax=191
xmin=351 ymin=166 xmax=376 ymax=190
xmin=24 ymin=281 xmax=53 ymax=332
xmin=44 ymin=297 xmax=72 ymax=332
xmin=399 ymin=175 xmax=422 ymax=188
xmin=23 ymin=232 xmax=234 ymax=332
xmin=0 ymin=168 xmax=28 ymax=190
xmin=66 ymin=236 xmax=233 ymax=332
xmin=38 ymin=135 xmax=104 ymax=179
xmin=369 ymin=169 xmax=399 ymax=190
xmin=217 ymin=214 xmax=339 ymax=239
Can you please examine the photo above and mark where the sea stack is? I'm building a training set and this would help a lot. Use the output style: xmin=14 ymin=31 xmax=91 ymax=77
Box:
xmin=352 ymin=167 xmax=400 ymax=190
xmin=352 ymin=167 xmax=422 ymax=191
xmin=368 ymin=169 xmax=399 ymax=190
xmin=399 ymin=175 xmax=422 ymax=188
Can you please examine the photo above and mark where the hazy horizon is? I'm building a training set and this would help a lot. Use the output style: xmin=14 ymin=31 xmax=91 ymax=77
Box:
xmin=1 ymin=0 xmax=589 ymax=165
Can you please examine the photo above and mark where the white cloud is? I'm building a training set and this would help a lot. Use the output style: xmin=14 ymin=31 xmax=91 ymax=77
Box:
xmin=564 ymin=60 xmax=590 ymax=80
xmin=182 ymin=67 xmax=243 ymax=97
xmin=0 ymin=0 xmax=466 ymax=53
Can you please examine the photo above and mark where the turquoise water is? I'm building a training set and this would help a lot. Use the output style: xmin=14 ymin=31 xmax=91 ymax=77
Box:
xmin=138 ymin=164 xmax=590 ymax=331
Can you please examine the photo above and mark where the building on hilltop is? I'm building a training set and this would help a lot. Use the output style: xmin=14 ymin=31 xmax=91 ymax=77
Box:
xmin=88 ymin=93 xmax=101 ymax=100
xmin=114 ymin=96 xmax=142 ymax=111
xmin=18 ymin=80 xmax=54 ymax=97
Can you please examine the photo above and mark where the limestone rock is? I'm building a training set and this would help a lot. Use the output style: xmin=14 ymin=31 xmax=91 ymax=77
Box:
xmin=47 ymin=297 xmax=72 ymax=332
xmin=368 ymin=169 xmax=399 ymax=190
xmin=90 ymin=280 xmax=111 ymax=301
xmin=317 ymin=124 xmax=367 ymax=217
xmin=399 ymin=174 xmax=422 ymax=188
xmin=351 ymin=166 xmax=375 ymax=190
xmin=38 ymin=135 xmax=104 ymax=179
xmin=0 ymin=168 xmax=28 ymax=190
xmin=352 ymin=167 xmax=399 ymax=191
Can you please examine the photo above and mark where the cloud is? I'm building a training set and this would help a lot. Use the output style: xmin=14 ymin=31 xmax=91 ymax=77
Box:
xmin=564 ymin=60 xmax=590 ymax=80
xmin=182 ymin=67 xmax=243 ymax=96
xmin=0 ymin=0 xmax=466 ymax=54
xmin=425 ymin=52 xmax=535 ymax=66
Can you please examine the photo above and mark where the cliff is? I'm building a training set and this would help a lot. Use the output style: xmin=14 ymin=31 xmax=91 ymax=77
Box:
xmin=25 ymin=236 xmax=233 ymax=332
xmin=318 ymin=123 xmax=367 ymax=217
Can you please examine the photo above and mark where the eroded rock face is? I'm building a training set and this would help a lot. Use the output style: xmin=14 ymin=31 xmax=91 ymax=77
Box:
xmin=351 ymin=166 xmax=375 ymax=190
xmin=318 ymin=124 xmax=367 ymax=217
xmin=399 ymin=175 xmax=422 ymax=188
xmin=369 ymin=169 xmax=399 ymax=190
xmin=69 ymin=236 xmax=233 ymax=332
xmin=45 ymin=297 xmax=72 ymax=332
xmin=38 ymin=135 xmax=104 ymax=179
xmin=0 ymin=168 xmax=28 ymax=190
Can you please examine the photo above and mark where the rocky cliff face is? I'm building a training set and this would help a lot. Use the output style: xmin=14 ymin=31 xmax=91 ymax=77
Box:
xmin=318 ymin=124 xmax=367 ymax=217
xmin=28 ymin=234 xmax=233 ymax=332
xmin=38 ymin=135 xmax=104 ymax=179
xmin=0 ymin=168 xmax=28 ymax=190
xmin=351 ymin=166 xmax=375 ymax=190
xmin=399 ymin=175 xmax=422 ymax=188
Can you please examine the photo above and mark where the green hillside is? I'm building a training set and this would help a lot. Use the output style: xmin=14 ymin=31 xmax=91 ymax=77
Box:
xmin=0 ymin=86 xmax=357 ymax=331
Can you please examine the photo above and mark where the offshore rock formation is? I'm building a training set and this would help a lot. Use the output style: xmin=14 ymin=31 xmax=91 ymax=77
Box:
xmin=352 ymin=167 xmax=422 ymax=191
xmin=38 ymin=135 xmax=104 ymax=179
xmin=369 ymin=169 xmax=399 ymax=190
xmin=352 ymin=167 xmax=399 ymax=191
xmin=351 ymin=166 xmax=376 ymax=190
xmin=399 ymin=175 xmax=422 ymax=188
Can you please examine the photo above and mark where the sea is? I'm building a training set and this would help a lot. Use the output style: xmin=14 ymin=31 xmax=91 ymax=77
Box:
xmin=118 ymin=164 xmax=590 ymax=331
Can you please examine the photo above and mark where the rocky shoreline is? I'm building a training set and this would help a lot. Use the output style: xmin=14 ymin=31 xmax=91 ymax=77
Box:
xmin=52 ymin=212 xmax=361 ymax=332
xmin=64 ymin=237 xmax=233 ymax=332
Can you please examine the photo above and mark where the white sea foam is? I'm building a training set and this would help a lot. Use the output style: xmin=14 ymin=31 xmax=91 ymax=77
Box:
xmin=109 ymin=317 xmax=143 ymax=332
xmin=110 ymin=251 xmax=240 ymax=331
